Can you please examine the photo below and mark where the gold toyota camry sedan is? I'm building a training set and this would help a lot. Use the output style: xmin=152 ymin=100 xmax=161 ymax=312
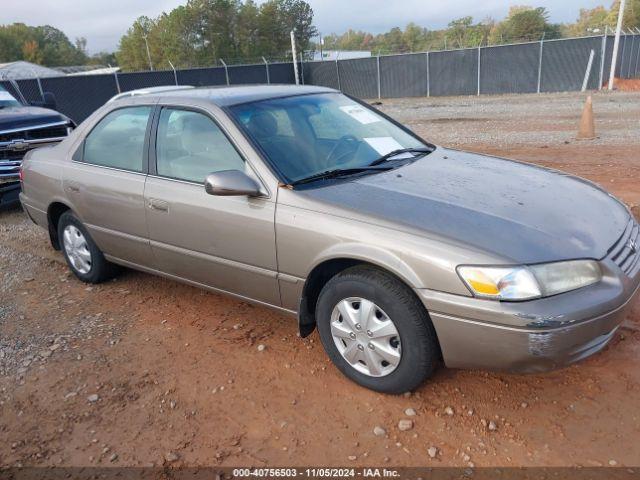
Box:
xmin=19 ymin=85 xmax=640 ymax=393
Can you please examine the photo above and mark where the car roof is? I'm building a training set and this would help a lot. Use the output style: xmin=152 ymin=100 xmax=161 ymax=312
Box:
xmin=109 ymin=85 xmax=195 ymax=102
xmin=142 ymin=84 xmax=338 ymax=107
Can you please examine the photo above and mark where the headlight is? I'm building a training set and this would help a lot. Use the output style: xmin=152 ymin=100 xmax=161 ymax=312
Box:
xmin=457 ymin=260 xmax=601 ymax=301
xmin=529 ymin=260 xmax=601 ymax=297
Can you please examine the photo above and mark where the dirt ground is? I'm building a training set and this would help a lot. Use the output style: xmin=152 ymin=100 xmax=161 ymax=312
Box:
xmin=1 ymin=91 xmax=639 ymax=469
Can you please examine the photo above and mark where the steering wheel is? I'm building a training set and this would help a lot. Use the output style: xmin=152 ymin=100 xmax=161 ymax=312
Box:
xmin=325 ymin=134 xmax=360 ymax=167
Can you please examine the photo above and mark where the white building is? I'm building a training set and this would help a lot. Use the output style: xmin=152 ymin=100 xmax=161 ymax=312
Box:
xmin=312 ymin=50 xmax=372 ymax=61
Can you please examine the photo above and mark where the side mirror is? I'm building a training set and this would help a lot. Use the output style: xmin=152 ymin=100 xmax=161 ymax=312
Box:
xmin=30 ymin=92 xmax=57 ymax=111
xmin=42 ymin=92 xmax=57 ymax=110
xmin=204 ymin=170 xmax=263 ymax=197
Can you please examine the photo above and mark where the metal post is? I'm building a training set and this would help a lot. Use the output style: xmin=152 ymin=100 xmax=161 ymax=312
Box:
xmin=627 ymin=32 xmax=635 ymax=78
xmin=220 ymin=59 xmax=230 ymax=85
xmin=290 ymin=30 xmax=300 ymax=85
xmin=476 ymin=46 xmax=481 ymax=96
xmin=634 ymin=29 xmax=640 ymax=76
xmin=300 ymin=52 xmax=305 ymax=85
xmin=608 ymin=0 xmax=626 ymax=90
xmin=376 ymin=53 xmax=381 ymax=99
xmin=599 ymin=29 xmax=607 ymax=90
xmin=426 ymin=51 xmax=430 ymax=98
xmin=32 ymin=69 xmax=45 ymax=101
xmin=168 ymin=60 xmax=178 ymax=85
xmin=582 ymin=49 xmax=595 ymax=91
xmin=537 ymin=35 xmax=545 ymax=93
xmin=262 ymin=57 xmax=270 ymax=84
xmin=620 ymin=30 xmax=628 ymax=78
xmin=335 ymin=55 xmax=341 ymax=91
xmin=142 ymin=34 xmax=153 ymax=71
xmin=114 ymin=71 xmax=121 ymax=93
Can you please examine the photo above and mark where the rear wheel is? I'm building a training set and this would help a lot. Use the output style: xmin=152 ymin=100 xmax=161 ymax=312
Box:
xmin=316 ymin=266 xmax=440 ymax=394
xmin=58 ymin=211 xmax=119 ymax=283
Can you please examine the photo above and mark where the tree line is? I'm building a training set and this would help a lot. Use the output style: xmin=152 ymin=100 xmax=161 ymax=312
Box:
xmin=0 ymin=23 xmax=115 ymax=67
xmin=321 ymin=1 xmax=640 ymax=54
xmin=0 ymin=0 xmax=638 ymax=71
xmin=117 ymin=0 xmax=317 ymax=71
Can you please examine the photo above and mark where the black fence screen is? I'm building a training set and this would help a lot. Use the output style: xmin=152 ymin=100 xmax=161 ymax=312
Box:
xmin=5 ymin=34 xmax=640 ymax=124
xmin=480 ymin=43 xmax=540 ymax=95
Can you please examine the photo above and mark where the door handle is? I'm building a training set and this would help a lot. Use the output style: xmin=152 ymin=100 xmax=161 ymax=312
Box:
xmin=148 ymin=198 xmax=169 ymax=212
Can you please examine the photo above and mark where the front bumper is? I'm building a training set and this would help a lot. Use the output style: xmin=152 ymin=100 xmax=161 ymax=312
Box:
xmin=0 ymin=181 xmax=20 ymax=208
xmin=417 ymin=256 xmax=640 ymax=373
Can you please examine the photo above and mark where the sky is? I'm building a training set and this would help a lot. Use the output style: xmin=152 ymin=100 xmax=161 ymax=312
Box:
xmin=3 ymin=0 xmax=607 ymax=54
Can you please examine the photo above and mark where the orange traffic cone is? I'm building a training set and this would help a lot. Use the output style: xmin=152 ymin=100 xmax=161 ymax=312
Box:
xmin=577 ymin=95 xmax=596 ymax=140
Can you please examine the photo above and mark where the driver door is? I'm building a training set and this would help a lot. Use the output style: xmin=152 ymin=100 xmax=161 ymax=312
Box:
xmin=144 ymin=106 xmax=280 ymax=306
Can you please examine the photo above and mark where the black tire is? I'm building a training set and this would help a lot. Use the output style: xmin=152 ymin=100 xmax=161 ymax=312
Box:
xmin=57 ymin=211 xmax=119 ymax=284
xmin=316 ymin=266 xmax=440 ymax=394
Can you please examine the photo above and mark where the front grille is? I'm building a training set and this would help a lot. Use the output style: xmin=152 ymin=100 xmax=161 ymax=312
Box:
xmin=0 ymin=124 xmax=69 ymax=143
xmin=0 ymin=122 xmax=70 ymax=186
xmin=0 ymin=149 xmax=26 ymax=161
xmin=608 ymin=218 xmax=640 ymax=276
xmin=0 ymin=159 xmax=22 ymax=186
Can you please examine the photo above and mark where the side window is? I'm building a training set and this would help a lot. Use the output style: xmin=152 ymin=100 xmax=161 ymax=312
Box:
xmin=156 ymin=108 xmax=245 ymax=183
xmin=83 ymin=106 xmax=152 ymax=172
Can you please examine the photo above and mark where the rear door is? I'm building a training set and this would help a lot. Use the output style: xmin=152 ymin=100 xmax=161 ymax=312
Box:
xmin=144 ymin=105 xmax=280 ymax=306
xmin=63 ymin=104 xmax=155 ymax=266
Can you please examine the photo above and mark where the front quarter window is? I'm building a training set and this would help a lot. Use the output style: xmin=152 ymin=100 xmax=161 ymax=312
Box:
xmin=229 ymin=93 xmax=427 ymax=183
xmin=155 ymin=108 xmax=245 ymax=184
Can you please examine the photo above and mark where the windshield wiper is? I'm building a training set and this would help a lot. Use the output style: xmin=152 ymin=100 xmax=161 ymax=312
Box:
xmin=369 ymin=147 xmax=433 ymax=166
xmin=288 ymin=166 xmax=394 ymax=187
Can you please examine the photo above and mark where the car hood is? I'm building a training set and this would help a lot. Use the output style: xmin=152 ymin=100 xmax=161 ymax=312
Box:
xmin=298 ymin=148 xmax=630 ymax=264
xmin=0 ymin=106 xmax=69 ymax=132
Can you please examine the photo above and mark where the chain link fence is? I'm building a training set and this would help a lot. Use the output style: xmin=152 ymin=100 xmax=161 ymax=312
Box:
xmin=2 ymin=33 xmax=639 ymax=125
xmin=308 ymin=34 xmax=640 ymax=100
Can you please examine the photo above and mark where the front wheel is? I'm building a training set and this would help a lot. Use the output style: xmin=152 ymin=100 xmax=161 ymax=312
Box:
xmin=316 ymin=266 xmax=440 ymax=394
xmin=58 ymin=211 xmax=119 ymax=283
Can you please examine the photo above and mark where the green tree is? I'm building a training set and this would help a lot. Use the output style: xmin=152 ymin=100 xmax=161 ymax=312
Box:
xmin=570 ymin=6 xmax=611 ymax=36
xmin=500 ymin=6 xmax=561 ymax=42
xmin=606 ymin=0 xmax=640 ymax=29
xmin=0 ymin=23 xmax=86 ymax=66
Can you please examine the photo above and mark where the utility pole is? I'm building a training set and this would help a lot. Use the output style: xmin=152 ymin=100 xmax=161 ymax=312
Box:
xmin=142 ymin=33 xmax=153 ymax=71
xmin=608 ymin=0 xmax=626 ymax=90
xmin=291 ymin=30 xmax=300 ymax=85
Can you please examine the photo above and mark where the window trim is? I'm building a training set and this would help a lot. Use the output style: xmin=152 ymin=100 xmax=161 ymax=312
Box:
xmin=150 ymin=105 xmax=257 ymax=187
xmin=75 ymin=104 xmax=156 ymax=174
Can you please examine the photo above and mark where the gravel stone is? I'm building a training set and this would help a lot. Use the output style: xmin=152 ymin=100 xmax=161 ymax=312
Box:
xmin=404 ymin=408 xmax=417 ymax=416
xmin=398 ymin=419 xmax=413 ymax=431
xmin=373 ymin=426 xmax=387 ymax=437
xmin=87 ymin=394 xmax=99 ymax=403
xmin=165 ymin=452 xmax=180 ymax=462
xmin=427 ymin=446 xmax=438 ymax=458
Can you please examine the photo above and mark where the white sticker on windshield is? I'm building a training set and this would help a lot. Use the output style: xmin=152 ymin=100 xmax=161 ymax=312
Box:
xmin=364 ymin=137 xmax=407 ymax=155
xmin=339 ymin=105 xmax=381 ymax=125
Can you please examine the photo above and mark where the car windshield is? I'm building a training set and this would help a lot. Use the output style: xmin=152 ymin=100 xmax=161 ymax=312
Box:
xmin=229 ymin=93 xmax=427 ymax=183
xmin=0 ymin=85 xmax=22 ymax=108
